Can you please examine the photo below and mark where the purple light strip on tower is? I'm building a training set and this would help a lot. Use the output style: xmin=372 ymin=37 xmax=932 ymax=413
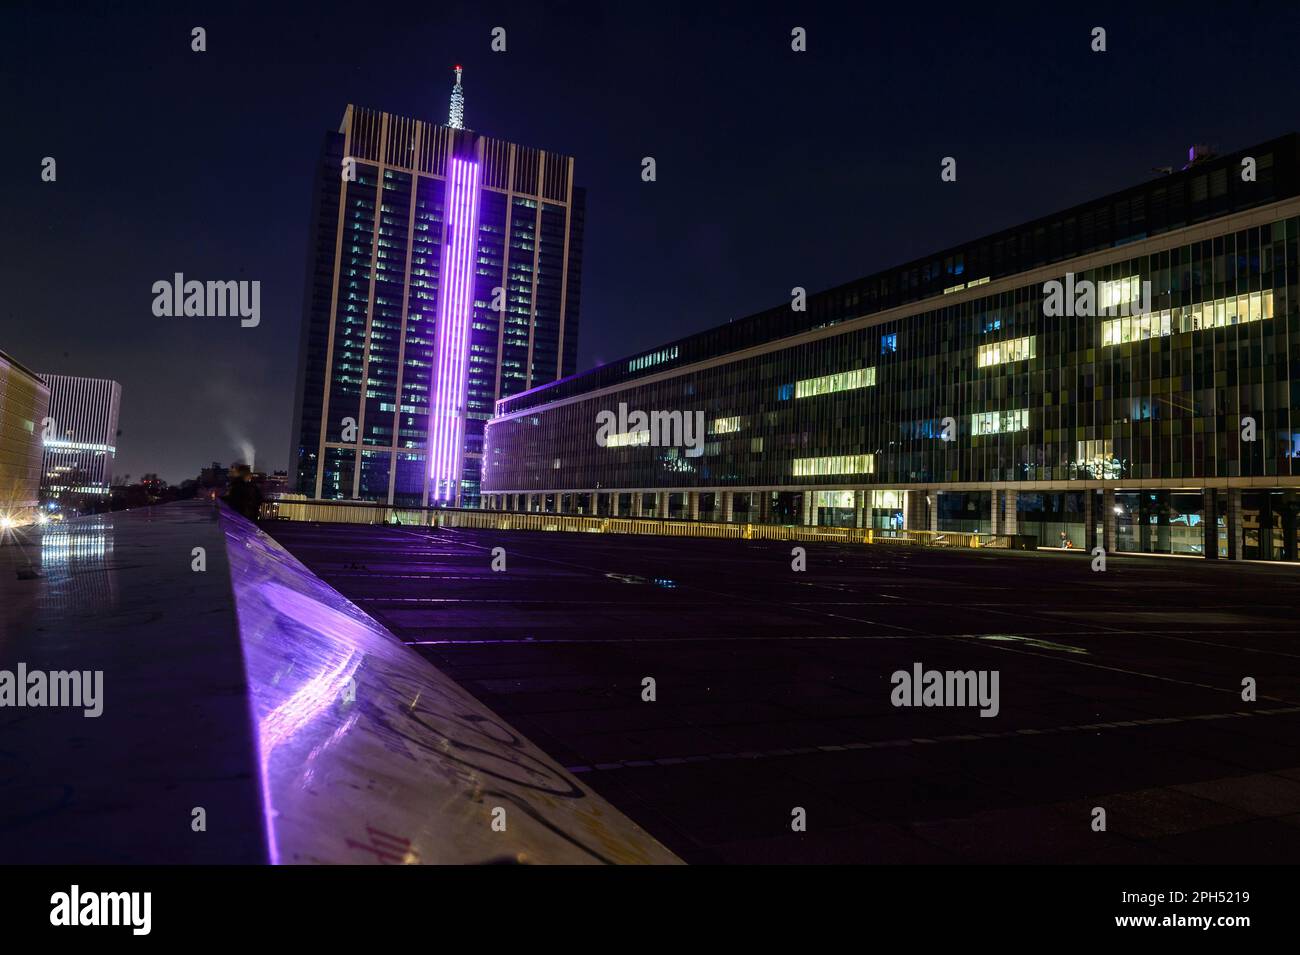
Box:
xmin=429 ymin=157 xmax=480 ymax=501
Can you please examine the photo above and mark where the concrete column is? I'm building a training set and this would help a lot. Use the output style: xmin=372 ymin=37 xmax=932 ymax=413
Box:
xmin=689 ymin=492 xmax=700 ymax=521
xmin=723 ymin=492 xmax=734 ymax=522
xmin=1202 ymin=489 xmax=1218 ymax=559
xmin=928 ymin=491 xmax=939 ymax=532
xmin=1227 ymin=488 xmax=1242 ymax=560
xmin=903 ymin=490 xmax=923 ymax=530
xmin=855 ymin=490 xmax=866 ymax=529
xmin=1003 ymin=490 xmax=1018 ymax=535
xmin=1084 ymin=490 xmax=1096 ymax=550
xmin=632 ymin=493 xmax=643 ymax=518
xmin=990 ymin=493 xmax=1001 ymax=535
xmin=657 ymin=491 xmax=668 ymax=519
xmin=1102 ymin=489 xmax=1117 ymax=552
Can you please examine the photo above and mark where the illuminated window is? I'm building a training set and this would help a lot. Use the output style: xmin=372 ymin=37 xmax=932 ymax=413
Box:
xmin=1101 ymin=290 xmax=1274 ymax=346
xmin=605 ymin=430 xmax=651 ymax=448
xmin=712 ymin=416 xmax=742 ymax=434
xmin=971 ymin=409 xmax=1029 ymax=434
xmin=628 ymin=346 xmax=679 ymax=372
xmin=1099 ymin=275 xmax=1143 ymax=313
xmin=977 ymin=336 xmax=1035 ymax=367
xmin=881 ymin=333 xmax=897 ymax=354
xmin=795 ymin=367 xmax=875 ymax=398
xmin=792 ymin=454 xmax=874 ymax=476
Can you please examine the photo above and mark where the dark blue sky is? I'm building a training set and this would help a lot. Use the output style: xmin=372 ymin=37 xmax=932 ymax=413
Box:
xmin=2 ymin=0 xmax=1296 ymax=481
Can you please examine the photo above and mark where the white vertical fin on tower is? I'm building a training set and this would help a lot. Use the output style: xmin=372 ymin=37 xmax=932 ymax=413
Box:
xmin=448 ymin=64 xmax=465 ymax=129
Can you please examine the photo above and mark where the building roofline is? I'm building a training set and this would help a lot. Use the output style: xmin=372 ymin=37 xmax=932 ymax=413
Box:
xmin=0 ymin=348 xmax=51 ymax=389
xmin=501 ymin=131 xmax=1300 ymax=412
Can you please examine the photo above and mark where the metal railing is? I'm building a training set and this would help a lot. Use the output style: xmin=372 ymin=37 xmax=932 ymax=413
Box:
xmin=263 ymin=497 xmax=1036 ymax=550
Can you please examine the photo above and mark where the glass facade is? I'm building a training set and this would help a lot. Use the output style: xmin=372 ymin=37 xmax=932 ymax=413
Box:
xmin=290 ymin=106 xmax=584 ymax=508
xmin=483 ymin=137 xmax=1300 ymax=562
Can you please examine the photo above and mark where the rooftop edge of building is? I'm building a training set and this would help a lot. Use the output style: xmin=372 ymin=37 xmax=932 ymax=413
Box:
xmin=0 ymin=348 xmax=52 ymax=390
xmin=497 ymin=131 xmax=1300 ymax=415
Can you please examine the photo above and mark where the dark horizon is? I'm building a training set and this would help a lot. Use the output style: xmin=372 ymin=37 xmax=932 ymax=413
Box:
xmin=4 ymin=0 xmax=1299 ymax=483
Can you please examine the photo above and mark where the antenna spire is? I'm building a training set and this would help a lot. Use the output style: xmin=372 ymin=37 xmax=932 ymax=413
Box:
xmin=448 ymin=64 xmax=465 ymax=129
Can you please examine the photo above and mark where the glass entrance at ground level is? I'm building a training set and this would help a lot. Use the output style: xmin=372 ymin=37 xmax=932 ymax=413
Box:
xmin=814 ymin=490 xmax=856 ymax=527
xmin=1240 ymin=491 xmax=1300 ymax=561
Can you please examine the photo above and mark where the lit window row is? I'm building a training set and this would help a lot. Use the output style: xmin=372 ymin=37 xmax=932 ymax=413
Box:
xmin=605 ymin=430 xmax=651 ymax=448
xmin=792 ymin=454 xmax=875 ymax=476
xmin=943 ymin=275 xmax=990 ymax=295
xmin=628 ymin=346 xmax=679 ymax=372
xmin=1101 ymin=290 xmax=1274 ymax=346
xmin=971 ymin=409 xmax=1029 ymax=434
xmin=795 ymin=366 xmax=875 ymax=398
xmin=1099 ymin=276 xmax=1143 ymax=313
xmin=43 ymin=440 xmax=116 ymax=453
xmin=712 ymin=417 xmax=742 ymax=434
xmin=977 ymin=336 xmax=1035 ymax=367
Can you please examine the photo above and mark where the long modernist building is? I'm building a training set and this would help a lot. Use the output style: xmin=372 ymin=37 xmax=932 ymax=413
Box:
xmin=482 ymin=135 xmax=1300 ymax=562
xmin=290 ymin=68 xmax=586 ymax=510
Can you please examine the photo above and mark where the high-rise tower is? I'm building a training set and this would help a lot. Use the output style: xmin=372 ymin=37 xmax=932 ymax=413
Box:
xmin=289 ymin=70 xmax=586 ymax=507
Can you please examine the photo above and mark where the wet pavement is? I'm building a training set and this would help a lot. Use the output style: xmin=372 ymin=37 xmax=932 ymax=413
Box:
xmin=264 ymin=520 xmax=1300 ymax=864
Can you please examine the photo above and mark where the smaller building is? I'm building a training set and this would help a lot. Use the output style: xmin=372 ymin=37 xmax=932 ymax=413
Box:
xmin=39 ymin=373 xmax=122 ymax=507
xmin=0 ymin=349 xmax=52 ymax=525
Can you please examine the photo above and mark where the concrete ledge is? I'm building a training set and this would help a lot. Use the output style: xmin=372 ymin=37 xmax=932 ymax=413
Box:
xmin=0 ymin=501 xmax=679 ymax=864
xmin=222 ymin=505 xmax=679 ymax=864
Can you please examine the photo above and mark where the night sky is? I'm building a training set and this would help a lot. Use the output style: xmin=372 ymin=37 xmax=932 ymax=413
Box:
xmin=2 ymin=0 xmax=1296 ymax=483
